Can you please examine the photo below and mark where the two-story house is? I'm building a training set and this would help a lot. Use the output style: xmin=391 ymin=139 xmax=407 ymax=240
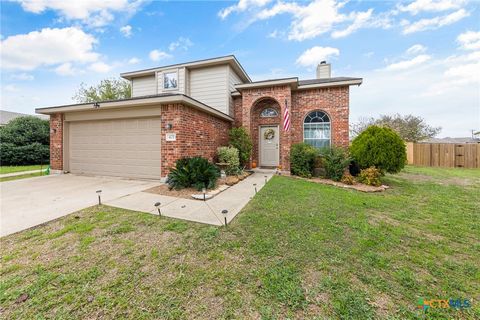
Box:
xmin=36 ymin=55 xmax=362 ymax=180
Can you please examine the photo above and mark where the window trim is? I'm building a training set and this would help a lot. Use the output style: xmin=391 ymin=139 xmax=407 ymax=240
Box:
xmin=303 ymin=110 xmax=332 ymax=148
xmin=260 ymin=107 xmax=279 ymax=118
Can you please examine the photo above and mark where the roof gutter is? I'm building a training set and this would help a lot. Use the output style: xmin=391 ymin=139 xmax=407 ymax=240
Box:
xmin=235 ymin=77 xmax=298 ymax=91
xmin=35 ymin=95 xmax=234 ymax=122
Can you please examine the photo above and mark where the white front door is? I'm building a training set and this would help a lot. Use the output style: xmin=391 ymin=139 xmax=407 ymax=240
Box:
xmin=260 ymin=126 xmax=279 ymax=167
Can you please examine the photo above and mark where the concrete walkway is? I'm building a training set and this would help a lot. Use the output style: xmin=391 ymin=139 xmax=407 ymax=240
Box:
xmin=0 ymin=169 xmax=47 ymax=178
xmin=106 ymin=172 xmax=274 ymax=226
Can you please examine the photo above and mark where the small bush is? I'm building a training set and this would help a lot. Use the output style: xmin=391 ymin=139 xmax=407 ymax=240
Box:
xmin=229 ymin=127 xmax=252 ymax=167
xmin=217 ymin=146 xmax=240 ymax=175
xmin=340 ymin=173 xmax=355 ymax=185
xmin=350 ymin=125 xmax=406 ymax=174
xmin=357 ymin=167 xmax=382 ymax=186
xmin=0 ymin=143 xmax=49 ymax=165
xmin=290 ymin=143 xmax=318 ymax=178
xmin=166 ymin=157 xmax=220 ymax=190
xmin=321 ymin=147 xmax=351 ymax=181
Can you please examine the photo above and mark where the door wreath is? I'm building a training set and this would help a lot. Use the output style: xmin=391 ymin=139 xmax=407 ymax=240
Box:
xmin=264 ymin=128 xmax=275 ymax=140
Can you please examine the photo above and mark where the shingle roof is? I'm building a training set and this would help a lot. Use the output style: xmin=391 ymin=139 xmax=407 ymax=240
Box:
xmin=298 ymin=77 xmax=363 ymax=86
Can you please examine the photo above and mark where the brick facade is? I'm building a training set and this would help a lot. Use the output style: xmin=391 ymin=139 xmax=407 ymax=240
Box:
xmin=50 ymin=113 xmax=63 ymax=171
xmin=47 ymin=85 xmax=349 ymax=177
xmin=160 ymin=103 xmax=231 ymax=176
xmin=233 ymin=85 xmax=350 ymax=171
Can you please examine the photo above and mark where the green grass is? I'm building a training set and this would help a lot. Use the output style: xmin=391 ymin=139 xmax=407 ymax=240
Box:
xmin=0 ymin=171 xmax=46 ymax=182
xmin=0 ymin=165 xmax=45 ymax=175
xmin=0 ymin=166 xmax=479 ymax=319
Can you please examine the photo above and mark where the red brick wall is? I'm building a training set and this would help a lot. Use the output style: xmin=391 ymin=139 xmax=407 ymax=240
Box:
xmin=291 ymin=86 xmax=349 ymax=147
xmin=160 ymin=103 xmax=231 ymax=177
xmin=233 ymin=85 xmax=351 ymax=171
xmin=50 ymin=113 xmax=63 ymax=171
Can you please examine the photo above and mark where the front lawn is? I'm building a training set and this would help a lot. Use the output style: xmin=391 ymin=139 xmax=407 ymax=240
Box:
xmin=1 ymin=166 xmax=478 ymax=319
xmin=0 ymin=165 xmax=45 ymax=175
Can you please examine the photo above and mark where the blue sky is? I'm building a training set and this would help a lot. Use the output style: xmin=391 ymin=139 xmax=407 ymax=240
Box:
xmin=1 ymin=0 xmax=479 ymax=137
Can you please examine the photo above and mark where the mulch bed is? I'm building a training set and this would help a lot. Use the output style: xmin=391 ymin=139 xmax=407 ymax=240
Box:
xmin=292 ymin=176 xmax=389 ymax=192
xmin=143 ymin=171 xmax=252 ymax=200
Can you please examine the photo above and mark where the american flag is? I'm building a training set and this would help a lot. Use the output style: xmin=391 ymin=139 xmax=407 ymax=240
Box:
xmin=283 ymin=99 xmax=291 ymax=131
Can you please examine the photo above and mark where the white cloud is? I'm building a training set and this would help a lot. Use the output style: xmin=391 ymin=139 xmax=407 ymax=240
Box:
xmin=16 ymin=0 xmax=142 ymax=27
xmin=1 ymin=27 xmax=99 ymax=71
xmin=397 ymin=0 xmax=465 ymax=15
xmin=406 ymin=44 xmax=427 ymax=55
xmin=5 ymin=84 xmax=19 ymax=92
xmin=10 ymin=73 xmax=34 ymax=81
xmin=218 ymin=0 xmax=271 ymax=19
xmin=54 ymin=62 xmax=79 ymax=76
xmin=149 ymin=49 xmax=172 ymax=62
xmin=120 ymin=25 xmax=132 ymax=38
xmin=168 ymin=37 xmax=193 ymax=51
xmin=223 ymin=0 xmax=388 ymax=41
xmin=457 ymin=30 xmax=480 ymax=50
xmin=402 ymin=9 xmax=469 ymax=34
xmin=296 ymin=46 xmax=340 ymax=67
xmin=128 ymin=57 xmax=141 ymax=64
xmin=88 ymin=62 xmax=113 ymax=73
xmin=384 ymin=54 xmax=431 ymax=70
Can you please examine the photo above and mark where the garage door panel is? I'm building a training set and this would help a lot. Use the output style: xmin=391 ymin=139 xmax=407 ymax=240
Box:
xmin=68 ymin=117 xmax=161 ymax=179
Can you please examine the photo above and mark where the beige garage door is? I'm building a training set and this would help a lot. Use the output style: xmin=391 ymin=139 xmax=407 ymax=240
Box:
xmin=68 ymin=117 xmax=162 ymax=179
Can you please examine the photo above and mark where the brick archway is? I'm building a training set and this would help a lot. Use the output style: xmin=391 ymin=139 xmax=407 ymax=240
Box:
xmin=237 ymin=85 xmax=293 ymax=170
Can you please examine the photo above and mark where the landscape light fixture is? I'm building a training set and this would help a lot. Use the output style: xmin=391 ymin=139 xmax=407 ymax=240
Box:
xmin=96 ymin=190 xmax=102 ymax=205
xmin=154 ymin=202 xmax=161 ymax=216
xmin=222 ymin=209 xmax=228 ymax=227
xmin=202 ymin=188 xmax=206 ymax=201
xmin=264 ymin=175 xmax=267 ymax=184
xmin=253 ymin=183 xmax=257 ymax=194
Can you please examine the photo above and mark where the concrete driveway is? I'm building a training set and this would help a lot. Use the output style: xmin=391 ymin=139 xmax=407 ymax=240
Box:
xmin=0 ymin=174 xmax=159 ymax=237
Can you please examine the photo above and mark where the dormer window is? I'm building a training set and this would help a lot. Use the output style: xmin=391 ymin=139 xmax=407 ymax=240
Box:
xmin=163 ymin=71 xmax=178 ymax=90
xmin=260 ymin=107 xmax=279 ymax=117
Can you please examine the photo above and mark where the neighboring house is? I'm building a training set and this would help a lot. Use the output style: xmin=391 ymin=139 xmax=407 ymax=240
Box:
xmin=36 ymin=55 xmax=362 ymax=180
xmin=0 ymin=110 xmax=48 ymax=126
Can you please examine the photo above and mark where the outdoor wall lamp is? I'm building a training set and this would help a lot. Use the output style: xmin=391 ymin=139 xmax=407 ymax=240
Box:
xmin=222 ymin=209 xmax=228 ymax=227
xmin=165 ymin=123 xmax=173 ymax=130
xmin=93 ymin=102 xmax=100 ymax=108
xmin=154 ymin=202 xmax=161 ymax=216
xmin=96 ymin=190 xmax=102 ymax=205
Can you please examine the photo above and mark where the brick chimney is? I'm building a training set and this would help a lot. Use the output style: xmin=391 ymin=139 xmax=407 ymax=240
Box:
xmin=316 ymin=61 xmax=331 ymax=79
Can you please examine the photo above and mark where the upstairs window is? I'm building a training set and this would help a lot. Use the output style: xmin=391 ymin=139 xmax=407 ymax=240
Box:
xmin=163 ymin=71 xmax=178 ymax=90
xmin=303 ymin=111 xmax=331 ymax=148
xmin=260 ymin=107 xmax=279 ymax=117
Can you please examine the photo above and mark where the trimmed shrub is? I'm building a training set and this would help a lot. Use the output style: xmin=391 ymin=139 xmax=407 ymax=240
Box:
xmin=357 ymin=166 xmax=382 ymax=186
xmin=340 ymin=173 xmax=355 ymax=185
xmin=350 ymin=125 xmax=406 ymax=174
xmin=229 ymin=127 xmax=252 ymax=167
xmin=166 ymin=157 xmax=220 ymax=190
xmin=320 ymin=146 xmax=351 ymax=181
xmin=290 ymin=143 xmax=318 ymax=178
xmin=0 ymin=143 xmax=49 ymax=165
xmin=217 ymin=146 xmax=240 ymax=175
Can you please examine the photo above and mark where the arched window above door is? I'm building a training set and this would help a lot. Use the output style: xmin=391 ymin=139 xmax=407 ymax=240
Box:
xmin=260 ymin=108 xmax=279 ymax=117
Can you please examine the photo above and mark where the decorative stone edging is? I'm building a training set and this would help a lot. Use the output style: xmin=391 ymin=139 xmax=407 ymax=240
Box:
xmin=291 ymin=176 xmax=389 ymax=193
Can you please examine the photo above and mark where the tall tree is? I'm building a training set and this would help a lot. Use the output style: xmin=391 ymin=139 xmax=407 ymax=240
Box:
xmin=73 ymin=78 xmax=131 ymax=103
xmin=351 ymin=114 xmax=441 ymax=142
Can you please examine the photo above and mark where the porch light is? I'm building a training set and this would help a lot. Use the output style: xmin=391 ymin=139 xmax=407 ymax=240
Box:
xmin=222 ymin=209 xmax=228 ymax=227
xmin=96 ymin=190 xmax=102 ymax=205
xmin=154 ymin=202 xmax=161 ymax=216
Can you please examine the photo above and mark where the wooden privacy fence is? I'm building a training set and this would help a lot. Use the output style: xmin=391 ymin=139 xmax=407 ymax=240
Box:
xmin=406 ymin=142 xmax=480 ymax=168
